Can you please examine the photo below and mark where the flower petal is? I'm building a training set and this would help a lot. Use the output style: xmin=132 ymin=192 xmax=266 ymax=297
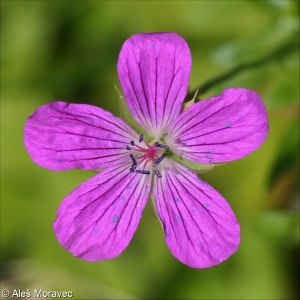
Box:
xmin=168 ymin=88 xmax=269 ymax=163
xmin=117 ymin=33 xmax=192 ymax=139
xmin=153 ymin=160 xmax=240 ymax=268
xmin=53 ymin=163 xmax=151 ymax=261
xmin=24 ymin=101 xmax=138 ymax=170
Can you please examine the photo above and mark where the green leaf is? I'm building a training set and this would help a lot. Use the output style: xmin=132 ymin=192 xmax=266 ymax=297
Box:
xmin=258 ymin=211 xmax=299 ymax=247
xmin=268 ymin=120 xmax=299 ymax=187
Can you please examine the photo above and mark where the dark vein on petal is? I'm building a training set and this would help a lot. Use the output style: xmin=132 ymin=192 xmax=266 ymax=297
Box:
xmin=55 ymin=107 xmax=136 ymax=140
xmin=166 ymin=171 xmax=201 ymax=256
xmin=168 ymin=171 xmax=232 ymax=261
xmin=155 ymin=177 xmax=181 ymax=251
xmin=124 ymin=64 xmax=147 ymax=126
xmin=138 ymin=56 xmax=154 ymax=133
xmin=126 ymin=63 xmax=153 ymax=132
xmin=175 ymin=163 xmax=237 ymax=220
xmin=155 ymin=53 xmax=158 ymax=131
xmin=164 ymin=80 xmax=183 ymax=132
xmin=60 ymin=116 xmax=132 ymax=141
xmin=172 ymin=100 xmax=247 ymax=139
xmin=178 ymin=131 xmax=257 ymax=148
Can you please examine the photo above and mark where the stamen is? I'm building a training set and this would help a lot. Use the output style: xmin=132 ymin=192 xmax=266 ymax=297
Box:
xmin=154 ymin=141 xmax=169 ymax=149
xmin=139 ymin=134 xmax=144 ymax=142
xmin=155 ymin=153 xmax=166 ymax=164
xmin=130 ymin=164 xmax=137 ymax=172
xmin=159 ymin=144 xmax=169 ymax=149
xmin=126 ymin=135 xmax=168 ymax=178
xmin=132 ymin=143 xmax=147 ymax=152
xmin=136 ymin=170 xmax=150 ymax=175
xmin=130 ymin=154 xmax=137 ymax=165
xmin=154 ymin=169 xmax=162 ymax=178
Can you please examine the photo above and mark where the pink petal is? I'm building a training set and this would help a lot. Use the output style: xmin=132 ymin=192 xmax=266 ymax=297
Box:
xmin=24 ymin=101 xmax=138 ymax=170
xmin=153 ymin=160 xmax=240 ymax=268
xmin=53 ymin=163 xmax=151 ymax=261
xmin=117 ymin=33 xmax=192 ymax=139
xmin=168 ymin=88 xmax=269 ymax=163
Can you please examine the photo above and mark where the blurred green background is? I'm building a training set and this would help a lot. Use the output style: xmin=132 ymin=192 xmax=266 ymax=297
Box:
xmin=1 ymin=0 xmax=299 ymax=299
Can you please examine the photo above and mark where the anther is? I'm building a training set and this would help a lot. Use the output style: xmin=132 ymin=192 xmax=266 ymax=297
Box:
xmin=130 ymin=140 xmax=135 ymax=146
xmin=154 ymin=169 xmax=162 ymax=178
xmin=154 ymin=141 xmax=169 ymax=149
xmin=159 ymin=144 xmax=169 ymax=149
xmin=126 ymin=145 xmax=131 ymax=150
xmin=155 ymin=153 xmax=166 ymax=164
xmin=136 ymin=170 xmax=150 ymax=175
xmin=139 ymin=134 xmax=144 ymax=142
xmin=130 ymin=154 xmax=137 ymax=165
xmin=130 ymin=164 xmax=137 ymax=172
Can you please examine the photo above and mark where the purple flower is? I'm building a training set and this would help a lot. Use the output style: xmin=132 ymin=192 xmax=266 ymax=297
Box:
xmin=24 ymin=33 xmax=268 ymax=268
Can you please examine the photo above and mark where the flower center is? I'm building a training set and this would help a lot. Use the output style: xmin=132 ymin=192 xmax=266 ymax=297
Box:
xmin=125 ymin=134 xmax=169 ymax=178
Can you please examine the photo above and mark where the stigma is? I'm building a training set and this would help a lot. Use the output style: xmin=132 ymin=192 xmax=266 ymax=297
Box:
xmin=125 ymin=134 xmax=168 ymax=178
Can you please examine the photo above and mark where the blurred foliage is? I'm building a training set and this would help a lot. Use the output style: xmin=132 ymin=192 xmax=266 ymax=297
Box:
xmin=1 ymin=0 xmax=299 ymax=299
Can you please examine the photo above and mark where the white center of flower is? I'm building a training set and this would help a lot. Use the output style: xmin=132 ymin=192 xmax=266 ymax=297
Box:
xmin=126 ymin=134 xmax=169 ymax=178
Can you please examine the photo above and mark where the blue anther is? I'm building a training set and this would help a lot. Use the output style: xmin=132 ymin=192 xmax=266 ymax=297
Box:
xmin=154 ymin=169 xmax=162 ymax=178
xmin=130 ymin=140 xmax=135 ymax=146
xmin=126 ymin=145 xmax=131 ymax=150
xmin=154 ymin=141 xmax=169 ymax=149
xmin=130 ymin=154 xmax=137 ymax=165
xmin=139 ymin=134 xmax=144 ymax=142
xmin=155 ymin=153 xmax=166 ymax=164
xmin=130 ymin=164 xmax=137 ymax=172
xmin=136 ymin=170 xmax=150 ymax=175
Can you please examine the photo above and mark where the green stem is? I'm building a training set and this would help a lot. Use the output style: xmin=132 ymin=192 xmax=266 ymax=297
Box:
xmin=185 ymin=35 xmax=299 ymax=102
